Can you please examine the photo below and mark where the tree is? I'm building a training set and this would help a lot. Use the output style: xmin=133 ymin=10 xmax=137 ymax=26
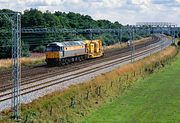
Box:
xmin=99 ymin=33 xmax=116 ymax=46
xmin=97 ymin=20 xmax=113 ymax=29
xmin=43 ymin=11 xmax=60 ymax=27
xmin=113 ymin=21 xmax=123 ymax=28
xmin=0 ymin=39 xmax=12 ymax=58
xmin=121 ymin=34 xmax=130 ymax=42
xmin=22 ymin=8 xmax=45 ymax=27
xmin=1 ymin=8 xmax=147 ymax=58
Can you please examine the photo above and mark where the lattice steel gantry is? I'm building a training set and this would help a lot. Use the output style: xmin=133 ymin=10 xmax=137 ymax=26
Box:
xmin=136 ymin=22 xmax=177 ymax=27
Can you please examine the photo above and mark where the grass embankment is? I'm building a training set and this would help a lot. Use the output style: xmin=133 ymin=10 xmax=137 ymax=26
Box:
xmin=0 ymin=46 xmax=177 ymax=123
xmin=0 ymin=57 xmax=45 ymax=69
xmin=83 ymin=49 xmax=180 ymax=123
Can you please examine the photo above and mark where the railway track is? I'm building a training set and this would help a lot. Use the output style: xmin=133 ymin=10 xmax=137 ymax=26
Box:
xmin=0 ymin=37 xmax=171 ymax=103
xmin=0 ymin=37 xmax=156 ymax=81
xmin=0 ymin=37 xmax=159 ymax=86
xmin=0 ymin=37 xmax=160 ymax=93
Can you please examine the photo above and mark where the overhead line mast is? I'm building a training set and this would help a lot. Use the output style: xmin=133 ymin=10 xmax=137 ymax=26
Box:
xmin=11 ymin=12 xmax=21 ymax=121
xmin=0 ymin=12 xmax=21 ymax=121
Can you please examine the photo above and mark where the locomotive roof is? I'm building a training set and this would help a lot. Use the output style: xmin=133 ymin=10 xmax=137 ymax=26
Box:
xmin=48 ymin=41 xmax=84 ymax=47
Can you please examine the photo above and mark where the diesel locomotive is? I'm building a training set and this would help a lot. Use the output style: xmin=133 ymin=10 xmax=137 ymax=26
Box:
xmin=45 ymin=40 xmax=104 ymax=65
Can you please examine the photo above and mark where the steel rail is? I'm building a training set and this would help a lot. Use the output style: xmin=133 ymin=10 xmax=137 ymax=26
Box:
xmin=0 ymin=38 xmax=159 ymax=92
xmin=0 ymin=40 xmax=170 ymax=102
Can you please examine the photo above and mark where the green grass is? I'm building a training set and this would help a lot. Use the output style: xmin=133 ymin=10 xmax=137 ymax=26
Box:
xmin=82 ymin=53 xmax=180 ymax=123
xmin=0 ymin=47 xmax=177 ymax=123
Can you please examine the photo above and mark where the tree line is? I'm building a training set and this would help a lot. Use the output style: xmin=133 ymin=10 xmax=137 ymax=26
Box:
xmin=1 ymin=8 xmax=178 ymax=58
xmin=0 ymin=8 xmax=128 ymax=58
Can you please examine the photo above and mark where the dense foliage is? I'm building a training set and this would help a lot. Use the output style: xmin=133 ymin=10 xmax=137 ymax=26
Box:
xmin=0 ymin=9 xmax=125 ymax=58
xmin=0 ymin=8 xmax=179 ymax=58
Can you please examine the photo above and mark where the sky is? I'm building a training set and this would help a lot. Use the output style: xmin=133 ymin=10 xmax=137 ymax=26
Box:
xmin=0 ymin=0 xmax=180 ymax=26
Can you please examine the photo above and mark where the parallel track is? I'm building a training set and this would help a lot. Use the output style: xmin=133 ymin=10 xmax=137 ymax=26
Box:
xmin=0 ymin=38 xmax=156 ymax=82
xmin=0 ymin=37 xmax=171 ymax=102
xmin=0 ymin=38 xmax=159 ymax=92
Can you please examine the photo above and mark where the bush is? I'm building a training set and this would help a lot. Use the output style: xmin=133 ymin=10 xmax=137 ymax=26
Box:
xmin=33 ymin=45 xmax=46 ymax=53
xmin=22 ymin=42 xmax=30 ymax=57
xmin=121 ymin=34 xmax=130 ymax=42
xmin=0 ymin=39 xmax=30 ymax=58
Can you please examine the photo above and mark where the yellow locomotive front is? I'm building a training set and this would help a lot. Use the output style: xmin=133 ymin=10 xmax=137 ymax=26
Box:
xmin=45 ymin=42 xmax=63 ymax=65
xmin=46 ymin=52 xmax=60 ymax=59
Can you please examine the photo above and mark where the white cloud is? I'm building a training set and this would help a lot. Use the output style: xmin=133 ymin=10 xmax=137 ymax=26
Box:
xmin=0 ymin=0 xmax=179 ymax=26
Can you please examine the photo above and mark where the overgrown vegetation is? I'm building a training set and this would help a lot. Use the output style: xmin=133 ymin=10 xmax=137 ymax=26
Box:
xmin=0 ymin=46 xmax=177 ymax=123
xmin=33 ymin=45 xmax=46 ymax=53
xmin=0 ymin=57 xmax=45 ymax=69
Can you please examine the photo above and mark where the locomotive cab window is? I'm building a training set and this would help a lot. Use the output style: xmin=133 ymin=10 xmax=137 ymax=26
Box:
xmin=47 ymin=46 xmax=60 ymax=51
xmin=60 ymin=47 xmax=63 ymax=51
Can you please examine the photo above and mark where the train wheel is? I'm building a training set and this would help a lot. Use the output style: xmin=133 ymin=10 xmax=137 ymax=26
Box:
xmin=74 ymin=57 xmax=77 ymax=62
xmin=58 ymin=61 xmax=63 ymax=66
xmin=68 ymin=59 xmax=72 ymax=64
xmin=78 ymin=57 xmax=81 ymax=62
xmin=71 ymin=58 xmax=75 ymax=63
xmin=64 ymin=59 xmax=69 ymax=65
xmin=80 ymin=56 xmax=84 ymax=61
xmin=61 ymin=59 xmax=65 ymax=65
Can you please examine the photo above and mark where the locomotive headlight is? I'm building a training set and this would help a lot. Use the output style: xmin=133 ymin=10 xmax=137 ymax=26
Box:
xmin=59 ymin=51 xmax=63 ymax=58
xmin=59 ymin=52 xmax=61 ymax=58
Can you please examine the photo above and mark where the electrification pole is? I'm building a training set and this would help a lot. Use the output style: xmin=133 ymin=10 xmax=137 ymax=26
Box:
xmin=160 ymin=27 xmax=163 ymax=51
xmin=11 ymin=12 xmax=21 ymax=120
xmin=119 ymin=29 xmax=122 ymax=44
xmin=130 ymin=28 xmax=135 ymax=63
xmin=0 ymin=12 xmax=21 ymax=120
xmin=172 ymin=28 xmax=176 ymax=44
xmin=90 ymin=29 xmax=93 ymax=40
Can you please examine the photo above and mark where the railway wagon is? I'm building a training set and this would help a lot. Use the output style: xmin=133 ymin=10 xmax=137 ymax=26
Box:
xmin=45 ymin=39 xmax=104 ymax=65
xmin=84 ymin=39 xmax=104 ymax=58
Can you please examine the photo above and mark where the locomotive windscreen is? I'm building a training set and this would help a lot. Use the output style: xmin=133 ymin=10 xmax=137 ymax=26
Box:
xmin=47 ymin=45 xmax=62 ymax=52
